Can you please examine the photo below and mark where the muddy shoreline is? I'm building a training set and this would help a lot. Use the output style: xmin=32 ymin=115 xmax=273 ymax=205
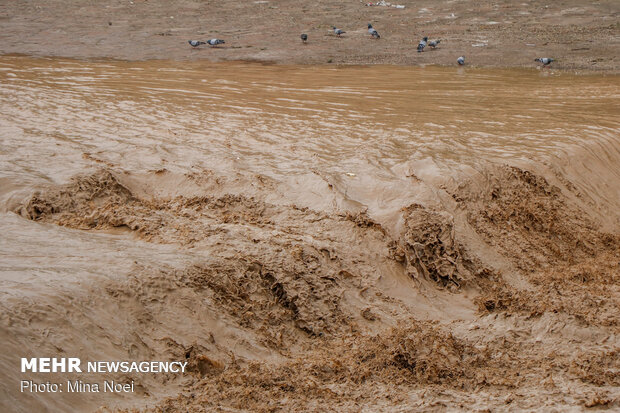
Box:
xmin=1 ymin=0 xmax=619 ymax=73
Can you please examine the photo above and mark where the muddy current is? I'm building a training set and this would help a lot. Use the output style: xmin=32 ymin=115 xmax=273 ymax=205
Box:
xmin=1 ymin=56 xmax=619 ymax=412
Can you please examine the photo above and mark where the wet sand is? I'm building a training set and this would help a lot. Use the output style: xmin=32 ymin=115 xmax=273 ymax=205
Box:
xmin=1 ymin=0 xmax=619 ymax=72
xmin=1 ymin=56 xmax=619 ymax=411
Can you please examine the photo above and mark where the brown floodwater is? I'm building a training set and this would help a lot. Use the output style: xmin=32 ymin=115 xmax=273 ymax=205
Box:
xmin=2 ymin=55 xmax=619 ymax=219
xmin=2 ymin=55 xmax=619 ymax=232
xmin=1 ymin=55 xmax=618 ymax=173
xmin=1 ymin=55 xmax=619 ymax=412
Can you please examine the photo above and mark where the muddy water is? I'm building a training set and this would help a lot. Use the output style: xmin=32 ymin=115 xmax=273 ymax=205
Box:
xmin=1 ymin=56 xmax=619 ymax=412
xmin=1 ymin=56 xmax=619 ymax=213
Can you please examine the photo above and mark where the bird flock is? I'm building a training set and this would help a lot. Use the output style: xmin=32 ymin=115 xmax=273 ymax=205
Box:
xmin=189 ymin=24 xmax=554 ymax=68
xmin=188 ymin=39 xmax=225 ymax=48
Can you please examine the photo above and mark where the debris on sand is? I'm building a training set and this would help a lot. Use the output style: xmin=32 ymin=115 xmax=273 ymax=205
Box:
xmin=366 ymin=1 xmax=405 ymax=8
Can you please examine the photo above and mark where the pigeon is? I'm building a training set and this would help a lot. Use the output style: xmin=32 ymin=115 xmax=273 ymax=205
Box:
xmin=188 ymin=40 xmax=206 ymax=48
xmin=428 ymin=39 xmax=441 ymax=49
xmin=417 ymin=36 xmax=428 ymax=52
xmin=301 ymin=33 xmax=308 ymax=43
xmin=368 ymin=24 xmax=380 ymax=39
xmin=332 ymin=26 xmax=346 ymax=37
xmin=207 ymin=39 xmax=225 ymax=47
xmin=457 ymin=56 xmax=465 ymax=65
xmin=535 ymin=57 xmax=554 ymax=67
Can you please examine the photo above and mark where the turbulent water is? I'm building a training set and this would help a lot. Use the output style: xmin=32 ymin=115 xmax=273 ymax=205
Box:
xmin=1 ymin=56 xmax=619 ymax=412
xmin=2 ymin=56 xmax=619 ymax=218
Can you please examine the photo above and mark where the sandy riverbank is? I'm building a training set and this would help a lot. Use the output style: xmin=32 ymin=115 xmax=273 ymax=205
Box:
xmin=1 ymin=0 xmax=619 ymax=72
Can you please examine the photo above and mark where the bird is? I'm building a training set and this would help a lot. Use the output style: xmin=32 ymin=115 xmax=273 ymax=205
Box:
xmin=332 ymin=26 xmax=346 ymax=37
xmin=534 ymin=57 xmax=554 ymax=67
xmin=188 ymin=40 xmax=206 ymax=48
xmin=457 ymin=56 xmax=465 ymax=65
xmin=428 ymin=39 xmax=441 ymax=49
xmin=368 ymin=24 xmax=380 ymax=39
xmin=207 ymin=39 xmax=225 ymax=47
xmin=417 ymin=37 xmax=428 ymax=52
xmin=301 ymin=33 xmax=308 ymax=43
